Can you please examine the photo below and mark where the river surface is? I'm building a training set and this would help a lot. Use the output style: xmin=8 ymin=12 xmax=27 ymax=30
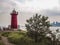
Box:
xmin=50 ymin=27 xmax=60 ymax=32
xmin=21 ymin=26 xmax=60 ymax=32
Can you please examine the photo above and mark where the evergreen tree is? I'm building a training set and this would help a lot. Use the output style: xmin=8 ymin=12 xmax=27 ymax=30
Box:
xmin=25 ymin=14 xmax=51 ymax=42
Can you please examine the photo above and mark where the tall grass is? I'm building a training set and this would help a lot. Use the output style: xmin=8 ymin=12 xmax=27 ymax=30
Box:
xmin=1 ymin=31 xmax=52 ymax=45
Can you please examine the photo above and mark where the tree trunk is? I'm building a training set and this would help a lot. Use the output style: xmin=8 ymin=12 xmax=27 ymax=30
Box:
xmin=35 ymin=31 xmax=38 ymax=42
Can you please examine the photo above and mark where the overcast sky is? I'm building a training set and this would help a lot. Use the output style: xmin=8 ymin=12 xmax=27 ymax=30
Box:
xmin=0 ymin=0 xmax=60 ymax=28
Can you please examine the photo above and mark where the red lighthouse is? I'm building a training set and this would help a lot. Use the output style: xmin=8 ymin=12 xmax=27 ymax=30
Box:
xmin=10 ymin=9 xmax=18 ymax=29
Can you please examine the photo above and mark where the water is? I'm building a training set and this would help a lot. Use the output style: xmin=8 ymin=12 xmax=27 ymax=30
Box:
xmin=50 ymin=27 xmax=60 ymax=32
xmin=20 ymin=26 xmax=60 ymax=31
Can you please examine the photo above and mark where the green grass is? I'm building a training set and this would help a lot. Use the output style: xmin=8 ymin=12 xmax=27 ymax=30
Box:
xmin=7 ymin=32 xmax=43 ymax=45
xmin=1 ymin=31 xmax=52 ymax=45
xmin=1 ymin=32 xmax=42 ymax=45
xmin=0 ymin=41 xmax=4 ymax=45
xmin=1 ymin=32 xmax=10 ymax=37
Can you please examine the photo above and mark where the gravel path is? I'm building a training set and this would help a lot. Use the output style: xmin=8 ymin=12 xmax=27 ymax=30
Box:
xmin=1 ymin=36 xmax=15 ymax=45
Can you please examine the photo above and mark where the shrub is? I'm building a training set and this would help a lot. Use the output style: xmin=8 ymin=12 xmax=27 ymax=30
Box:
xmin=8 ymin=32 xmax=35 ymax=45
xmin=0 ymin=35 xmax=1 ymax=40
xmin=1 ymin=32 xmax=10 ymax=37
xmin=0 ymin=36 xmax=1 ymax=40
xmin=0 ymin=41 xmax=4 ymax=45
xmin=8 ymin=32 xmax=24 ymax=44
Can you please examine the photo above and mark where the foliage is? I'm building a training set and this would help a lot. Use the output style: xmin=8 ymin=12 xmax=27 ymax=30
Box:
xmin=1 ymin=31 xmax=60 ymax=45
xmin=25 ymin=14 xmax=51 ymax=42
xmin=0 ymin=36 xmax=1 ymax=40
xmin=8 ymin=32 xmax=34 ymax=45
xmin=1 ymin=32 xmax=10 ymax=37
xmin=0 ymin=41 xmax=4 ymax=45
xmin=7 ymin=31 xmax=54 ymax=45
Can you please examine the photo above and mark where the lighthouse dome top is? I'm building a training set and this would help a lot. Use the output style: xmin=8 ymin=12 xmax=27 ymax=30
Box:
xmin=13 ymin=9 xmax=16 ymax=13
xmin=11 ymin=9 xmax=18 ymax=15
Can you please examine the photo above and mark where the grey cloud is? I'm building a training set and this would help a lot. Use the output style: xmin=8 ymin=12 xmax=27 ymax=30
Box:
xmin=41 ymin=9 xmax=60 ymax=16
xmin=18 ymin=0 xmax=33 ymax=3
xmin=0 ymin=0 xmax=8 ymax=2
xmin=18 ymin=0 xmax=25 ymax=3
xmin=0 ymin=0 xmax=18 ymax=15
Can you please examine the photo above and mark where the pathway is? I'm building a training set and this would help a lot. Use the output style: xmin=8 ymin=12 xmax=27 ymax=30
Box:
xmin=1 ymin=36 xmax=15 ymax=45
